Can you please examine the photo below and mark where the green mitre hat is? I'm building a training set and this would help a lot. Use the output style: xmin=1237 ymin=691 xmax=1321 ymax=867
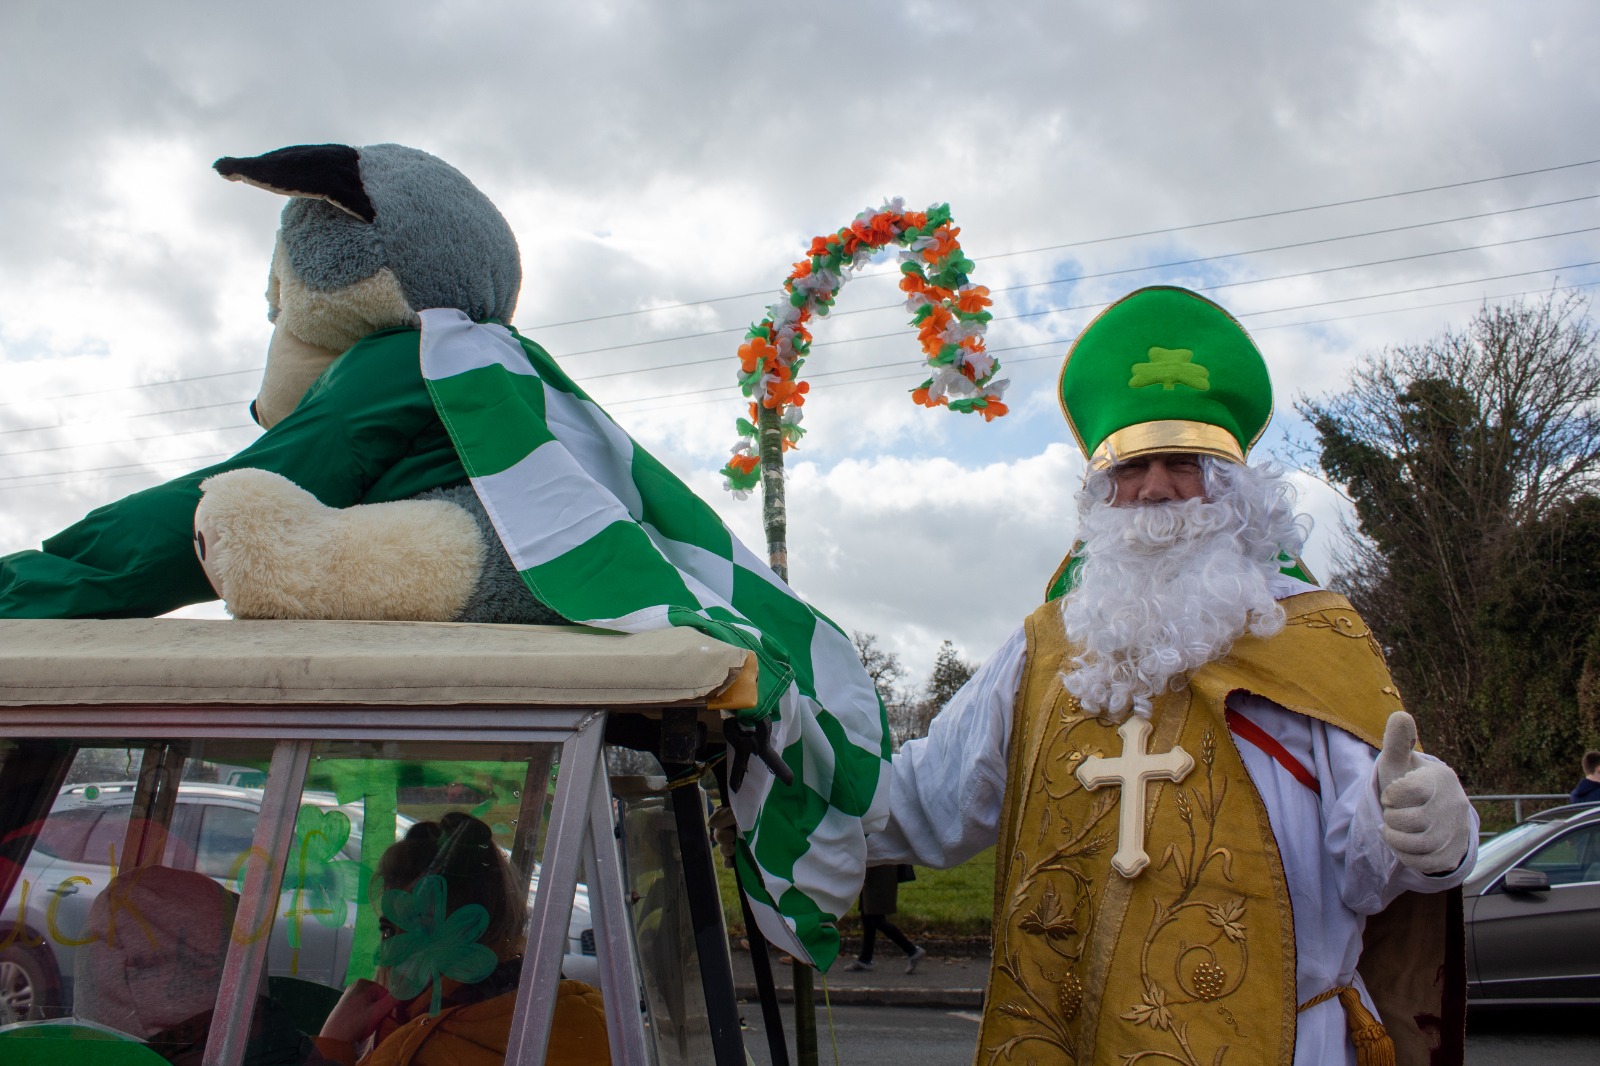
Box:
xmin=1059 ymin=286 xmax=1273 ymax=468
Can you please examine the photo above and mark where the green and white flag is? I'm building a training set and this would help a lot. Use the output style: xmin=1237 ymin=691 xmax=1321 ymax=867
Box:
xmin=418 ymin=308 xmax=890 ymax=968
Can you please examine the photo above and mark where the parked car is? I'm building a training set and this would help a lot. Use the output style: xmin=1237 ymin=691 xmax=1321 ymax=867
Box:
xmin=1464 ymin=802 xmax=1600 ymax=1004
xmin=0 ymin=781 xmax=596 ymax=1022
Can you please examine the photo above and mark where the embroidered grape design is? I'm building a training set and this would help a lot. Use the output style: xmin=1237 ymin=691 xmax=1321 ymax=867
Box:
xmin=1058 ymin=972 xmax=1084 ymax=1020
xmin=1190 ymin=959 xmax=1227 ymax=1001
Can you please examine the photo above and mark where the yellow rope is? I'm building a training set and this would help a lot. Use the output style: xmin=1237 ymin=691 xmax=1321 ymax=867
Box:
xmin=821 ymin=971 xmax=841 ymax=1066
xmin=1297 ymin=985 xmax=1395 ymax=1066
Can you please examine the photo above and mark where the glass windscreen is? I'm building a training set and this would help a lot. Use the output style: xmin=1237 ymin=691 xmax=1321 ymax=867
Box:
xmin=0 ymin=737 xmax=606 ymax=1066
xmin=0 ymin=738 xmax=281 ymax=1046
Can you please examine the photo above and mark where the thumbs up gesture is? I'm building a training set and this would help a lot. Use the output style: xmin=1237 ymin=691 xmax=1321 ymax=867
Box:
xmin=1374 ymin=711 xmax=1473 ymax=875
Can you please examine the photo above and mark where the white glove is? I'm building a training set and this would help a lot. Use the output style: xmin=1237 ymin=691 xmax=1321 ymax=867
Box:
xmin=1374 ymin=711 xmax=1473 ymax=875
xmin=708 ymin=805 xmax=739 ymax=869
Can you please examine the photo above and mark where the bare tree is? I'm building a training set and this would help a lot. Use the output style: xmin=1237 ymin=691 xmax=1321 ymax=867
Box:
xmin=1298 ymin=292 xmax=1600 ymax=784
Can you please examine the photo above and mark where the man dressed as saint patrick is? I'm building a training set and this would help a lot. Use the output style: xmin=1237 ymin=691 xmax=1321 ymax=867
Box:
xmin=868 ymin=286 xmax=1478 ymax=1066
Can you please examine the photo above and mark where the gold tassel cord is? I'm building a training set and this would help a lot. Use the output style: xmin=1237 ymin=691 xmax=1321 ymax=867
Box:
xmin=1297 ymin=985 xmax=1396 ymax=1066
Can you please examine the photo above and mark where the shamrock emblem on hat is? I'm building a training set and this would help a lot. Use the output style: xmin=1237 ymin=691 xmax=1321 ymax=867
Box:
xmin=1129 ymin=346 xmax=1210 ymax=391
xmin=378 ymin=874 xmax=498 ymax=1015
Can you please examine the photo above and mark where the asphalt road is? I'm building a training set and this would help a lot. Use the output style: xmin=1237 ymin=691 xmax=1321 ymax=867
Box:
xmin=739 ymin=1004 xmax=1600 ymax=1065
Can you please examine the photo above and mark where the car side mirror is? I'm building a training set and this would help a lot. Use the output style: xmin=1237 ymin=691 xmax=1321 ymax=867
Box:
xmin=1503 ymin=867 xmax=1551 ymax=893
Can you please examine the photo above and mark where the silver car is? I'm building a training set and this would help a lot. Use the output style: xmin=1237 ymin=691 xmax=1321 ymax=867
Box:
xmin=1464 ymin=802 xmax=1600 ymax=1004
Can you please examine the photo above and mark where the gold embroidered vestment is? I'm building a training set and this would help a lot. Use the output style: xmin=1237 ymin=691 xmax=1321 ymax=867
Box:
xmin=978 ymin=591 xmax=1428 ymax=1065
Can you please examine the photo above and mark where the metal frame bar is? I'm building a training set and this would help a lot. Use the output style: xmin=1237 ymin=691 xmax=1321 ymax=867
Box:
xmin=203 ymin=739 xmax=313 ymax=1066
xmin=509 ymin=747 xmax=555 ymax=884
xmin=506 ymin=712 xmax=605 ymax=1065
xmin=714 ymin=761 xmax=790 ymax=1066
xmin=668 ymin=779 xmax=747 ymax=1065
xmin=119 ymin=742 xmax=187 ymax=871
xmin=583 ymin=764 xmax=651 ymax=1065
xmin=0 ymin=740 xmax=76 ymax=916
xmin=0 ymin=703 xmax=599 ymax=742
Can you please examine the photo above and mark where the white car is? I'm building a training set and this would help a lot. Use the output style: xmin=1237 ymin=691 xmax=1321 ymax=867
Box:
xmin=0 ymin=781 xmax=595 ymax=1021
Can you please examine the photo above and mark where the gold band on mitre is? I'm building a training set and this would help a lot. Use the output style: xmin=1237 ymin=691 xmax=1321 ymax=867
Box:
xmin=1087 ymin=419 xmax=1247 ymax=470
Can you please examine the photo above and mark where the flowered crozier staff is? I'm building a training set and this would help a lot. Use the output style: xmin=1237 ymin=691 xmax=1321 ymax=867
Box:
xmin=720 ymin=200 xmax=1007 ymax=496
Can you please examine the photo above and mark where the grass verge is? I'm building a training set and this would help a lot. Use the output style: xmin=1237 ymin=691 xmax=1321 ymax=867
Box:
xmin=716 ymin=848 xmax=996 ymax=941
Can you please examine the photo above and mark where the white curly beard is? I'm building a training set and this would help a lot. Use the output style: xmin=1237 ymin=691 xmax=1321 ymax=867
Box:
xmin=1060 ymin=461 xmax=1309 ymax=721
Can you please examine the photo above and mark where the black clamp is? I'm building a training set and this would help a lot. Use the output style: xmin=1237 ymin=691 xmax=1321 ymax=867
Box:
xmin=724 ymin=717 xmax=795 ymax=791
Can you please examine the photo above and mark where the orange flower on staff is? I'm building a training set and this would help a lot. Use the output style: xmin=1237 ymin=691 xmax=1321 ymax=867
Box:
xmin=957 ymin=285 xmax=992 ymax=313
xmin=978 ymin=399 xmax=1008 ymax=421
xmin=808 ymin=236 xmax=832 ymax=257
xmin=728 ymin=454 xmax=760 ymax=475
xmin=781 ymin=435 xmax=800 ymax=452
xmin=791 ymin=259 xmax=814 ymax=280
xmin=900 ymin=273 xmax=929 ymax=295
xmin=739 ymin=336 xmax=776 ymax=374
xmin=852 ymin=212 xmax=898 ymax=247
xmin=917 ymin=307 xmax=954 ymax=347
xmin=902 ymin=210 xmax=928 ymax=231
xmin=911 ymin=386 xmax=947 ymax=409
xmin=766 ymin=378 xmax=810 ymax=408
xmin=921 ymin=225 xmax=961 ymax=262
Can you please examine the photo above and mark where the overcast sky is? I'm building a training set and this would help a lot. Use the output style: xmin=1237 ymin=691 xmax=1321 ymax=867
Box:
xmin=3 ymin=1 xmax=1597 ymax=684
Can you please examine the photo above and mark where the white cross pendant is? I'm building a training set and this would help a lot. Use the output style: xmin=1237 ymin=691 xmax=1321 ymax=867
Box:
xmin=1075 ymin=716 xmax=1195 ymax=878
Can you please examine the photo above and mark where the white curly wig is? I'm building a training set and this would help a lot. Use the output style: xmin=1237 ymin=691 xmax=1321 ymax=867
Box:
xmin=1059 ymin=458 xmax=1310 ymax=720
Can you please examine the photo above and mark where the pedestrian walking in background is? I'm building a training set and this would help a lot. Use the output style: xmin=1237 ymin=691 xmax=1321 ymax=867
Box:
xmin=1571 ymin=751 xmax=1600 ymax=804
xmin=846 ymin=864 xmax=926 ymax=974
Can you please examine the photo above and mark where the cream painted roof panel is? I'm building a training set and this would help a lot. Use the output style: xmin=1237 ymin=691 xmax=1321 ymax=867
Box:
xmin=0 ymin=619 xmax=752 ymax=707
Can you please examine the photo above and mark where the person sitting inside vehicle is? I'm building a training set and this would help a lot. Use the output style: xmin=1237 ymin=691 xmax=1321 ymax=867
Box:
xmin=311 ymin=812 xmax=608 ymax=1066
xmin=73 ymin=864 xmax=314 ymax=1064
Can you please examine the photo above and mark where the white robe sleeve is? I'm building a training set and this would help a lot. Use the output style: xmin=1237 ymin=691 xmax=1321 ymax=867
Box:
xmin=865 ymin=625 xmax=1027 ymax=868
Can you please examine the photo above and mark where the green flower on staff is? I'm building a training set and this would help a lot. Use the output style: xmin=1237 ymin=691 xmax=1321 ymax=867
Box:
xmin=378 ymin=874 xmax=497 ymax=1015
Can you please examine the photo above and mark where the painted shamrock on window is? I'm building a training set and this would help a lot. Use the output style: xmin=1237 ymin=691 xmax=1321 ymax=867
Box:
xmin=277 ymin=805 xmax=366 ymax=974
xmin=377 ymin=873 xmax=499 ymax=1016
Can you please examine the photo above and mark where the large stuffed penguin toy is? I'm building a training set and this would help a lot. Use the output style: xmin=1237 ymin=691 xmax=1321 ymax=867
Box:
xmin=0 ymin=143 xmax=561 ymax=624
xmin=0 ymin=143 xmax=897 ymax=977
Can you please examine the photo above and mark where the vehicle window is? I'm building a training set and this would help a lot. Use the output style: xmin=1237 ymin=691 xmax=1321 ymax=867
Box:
xmin=1471 ymin=820 xmax=1547 ymax=872
xmin=197 ymin=804 xmax=260 ymax=878
xmin=1520 ymin=824 xmax=1600 ymax=886
xmin=32 ymin=807 xmax=101 ymax=862
xmin=79 ymin=806 xmax=133 ymax=867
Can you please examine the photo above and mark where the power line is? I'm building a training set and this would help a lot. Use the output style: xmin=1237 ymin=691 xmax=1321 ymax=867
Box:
xmin=0 ymin=453 xmax=231 ymax=486
xmin=519 ymin=157 xmax=1600 ymax=330
xmin=0 ymin=367 xmax=262 ymax=409
xmin=7 ymin=185 xmax=1595 ymax=407
xmin=622 ymin=279 xmax=1600 ymax=420
xmin=11 ymin=277 xmax=1598 ymax=491
xmin=0 ymin=400 xmax=245 ymax=438
xmin=548 ymin=224 xmax=1600 ymax=360
xmin=595 ymin=262 xmax=1600 ymax=409
xmin=0 ymin=423 xmax=256 ymax=460
xmin=8 ymin=254 xmax=1597 ymax=462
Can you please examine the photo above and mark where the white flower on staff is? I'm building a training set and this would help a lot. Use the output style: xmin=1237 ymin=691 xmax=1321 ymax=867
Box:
xmin=963 ymin=351 xmax=997 ymax=380
xmin=940 ymin=318 xmax=986 ymax=344
xmin=929 ymin=366 xmax=979 ymax=402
